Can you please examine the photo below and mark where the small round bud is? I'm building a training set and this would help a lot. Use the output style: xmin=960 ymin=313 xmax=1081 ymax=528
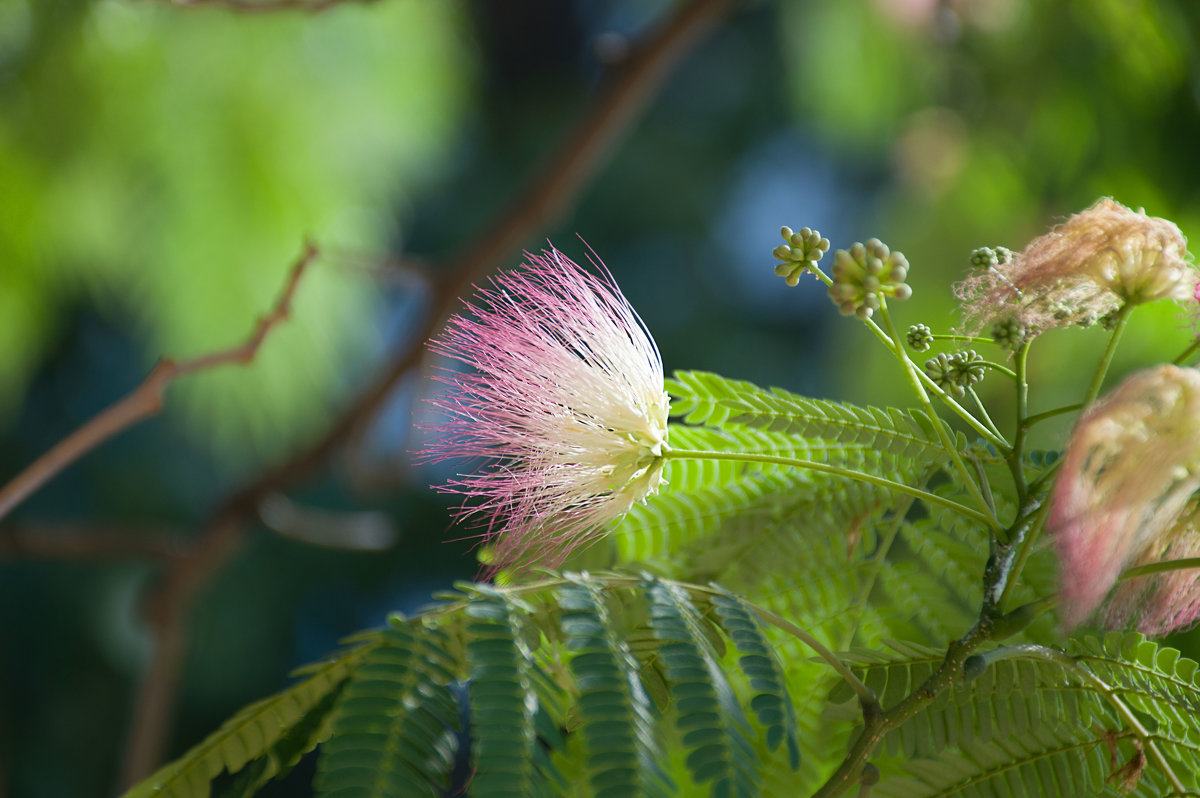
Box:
xmin=772 ymin=244 xmax=791 ymax=261
xmin=906 ymin=323 xmax=933 ymax=351
xmin=963 ymin=655 xmax=987 ymax=680
xmin=790 ymin=246 xmax=806 ymax=261
xmin=862 ymin=275 xmax=881 ymax=293
xmin=866 ymin=256 xmax=884 ymax=275
xmin=849 ymin=242 xmax=866 ymax=261
xmin=891 ymin=283 xmax=912 ymax=301
xmin=780 ymin=225 xmax=794 ymax=241
xmin=818 ymin=237 xmax=830 ymax=252
xmin=855 ymin=305 xmax=874 ymax=320
xmin=970 ymin=246 xmax=999 ymax=269
xmin=990 ymin=318 xmax=1026 ymax=349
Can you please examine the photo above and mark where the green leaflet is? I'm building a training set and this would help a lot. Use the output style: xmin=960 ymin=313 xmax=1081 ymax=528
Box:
xmin=827 ymin=640 xmax=1104 ymax=761
xmin=122 ymin=641 xmax=369 ymax=798
xmin=314 ymin=622 xmax=460 ymax=798
xmin=666 ymin=370 xmax=971 ymax=462
xmin=826 ymin=635 xmax=1200 ymax=796
xmin=557 ymin=577 xmax=675 ymax=798
xmin=645 ymin=577 xmax=761 ymax=798
xmin=870 ymin=723 xmax=1124 ymax=798
xmin=708 ymin=587 xmax=802 ymax=770
xmin=462 ymin=589 xmax=563 ymax=798
xmin=1069 ymin=632 xmax=1200 ymax=789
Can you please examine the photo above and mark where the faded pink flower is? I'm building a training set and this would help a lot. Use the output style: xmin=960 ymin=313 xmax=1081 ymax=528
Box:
xmin=1049 ymin=365 xmax=1200 ymax=631
xmin=958 ymin=198 xmax=1194 ymax=334
xmin=425 ymin=247 xmax=669 ymax=576
xmin=1106 ymin=503 xmax=1200 ymax=635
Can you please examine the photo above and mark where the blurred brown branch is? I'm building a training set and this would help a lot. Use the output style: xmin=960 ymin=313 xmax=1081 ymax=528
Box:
xmin=117 ymin=0 xmax=736 ymax=787
xmin=0 ymin=242 xmax=318 ymax=526
xmin=169 ymin=0 xmax=376 ymax=13
xmin=0 ymin=524 xmax=184 ymax=561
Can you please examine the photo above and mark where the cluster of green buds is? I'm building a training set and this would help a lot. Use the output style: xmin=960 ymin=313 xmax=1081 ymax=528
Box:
xmin=990 ymin=318 xmax=1026 ymax=350
xmin=924 ymin=350 xmax=986 ymax=397
xmin=773 ymin=226 xmax=830 ymax=286
xmin=828 ymin=239 xmax=911 ymax=320
xmin=906 ymin=323 xmax=934 ymax=352
xmin=968 ymin=245 xmax=1014 ymax=269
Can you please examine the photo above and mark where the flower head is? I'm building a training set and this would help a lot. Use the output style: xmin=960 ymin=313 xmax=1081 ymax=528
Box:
xmin=958 ymin=198 xmax=1194 ymax=334
xmin=1048 ymin=365 xmax=1200 ymax=631
xmin=424 ymin=247 xmax=669 ymax=576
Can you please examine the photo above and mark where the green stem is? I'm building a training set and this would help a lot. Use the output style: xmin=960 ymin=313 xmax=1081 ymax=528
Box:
xmin=967 ymin=387 xmax=1004 ymax=443
xmin=748 ymin=604 xmax=878 ymax=711
xmin=914 ymin=368 xmax=1010 ymax=451
xmin=1007 ymin=342 xmax=1031 ymax=508
xmin=808 ymin=263 xmax=1009 ymax=450
xmin=811 ymin=619 xmax=998 ymax=798
xmin=1081 ymin=305 xmax=1132 ymax=408
xmin=930 ymin=334 xmax=994 ymax=345
xmin=663 ymin=448 xmax=998 ymax=530
xmin=1172 ymin=337 xmax=1200 ymax=366
xmin=1119 ymin=557 xmax=1200 ymax=582
xmin=838 ymin=489 xmax=923 ymax=651
xmin=996 ymin=500 xmax=1051 ymax=609
xmin=1022 ymin=403 xmax=1082 ymax=427
xmin=876 ymin=303 xmax=999 ymax=523
xmin=980 ymin=360 xmax=1017 ymax=379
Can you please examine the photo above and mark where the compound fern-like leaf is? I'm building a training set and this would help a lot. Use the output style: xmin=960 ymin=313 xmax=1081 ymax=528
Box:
xmin=708 ymin=586 xmax=802 ymax=770
xmin=645 ymin=576 xmax=760 ymax=798
xmin=315 ymin=620 xmax=459 ymax=798
xmin=666 ymin=370 xmax=969 ymax=462
xmin=557 ymin=575 xmax=675 ymax=798
xmin=124 ymin=641 xmax=368 ymax=798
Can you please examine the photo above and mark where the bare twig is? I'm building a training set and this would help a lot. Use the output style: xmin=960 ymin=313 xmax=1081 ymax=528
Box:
xmin=168 ymin=0 xmax=375 ymax=14
xmin=119 ymin=0 xmax=735 ymax=786
xmin=0 ymin=243 xmax=318 ymax=526
xmin=0 ymin=524 xmax=184 ymax=561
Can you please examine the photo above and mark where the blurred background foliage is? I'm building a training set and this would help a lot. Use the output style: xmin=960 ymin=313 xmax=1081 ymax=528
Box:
xmin=2 ymin=0 xmax=1200 ymax=795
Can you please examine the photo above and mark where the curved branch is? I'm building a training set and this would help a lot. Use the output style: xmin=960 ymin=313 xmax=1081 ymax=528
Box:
xmin=119 ymin=0 xmax=737 ymax=785
xmin=0 ymin=242 xmax=318 ymax=524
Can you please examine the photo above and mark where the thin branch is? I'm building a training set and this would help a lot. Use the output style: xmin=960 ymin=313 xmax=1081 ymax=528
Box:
xmin=168 ymin=0 xmax=375 ymax=14
xmin=0 ymin=242 xmax=318 ymax=525
xmin=119 ymin=0 xmax=736 ymax=785
xmin=0 ymin=524 xmax=184 ymax=561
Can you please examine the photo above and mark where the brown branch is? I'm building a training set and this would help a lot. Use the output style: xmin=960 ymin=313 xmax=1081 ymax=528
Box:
xmin=0 ymin=524 xmax=184 ymax=561
xmin=168 ymin=0 xmax=375 ymax=14
xmin=0 ymin=242 xmax=318 ymax=526
xmin=119 ymin=0 xmax=736 ymax=786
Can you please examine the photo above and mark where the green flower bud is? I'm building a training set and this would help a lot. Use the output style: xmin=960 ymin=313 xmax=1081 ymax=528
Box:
xmin=962 ymin=655 xmax=987 ymax=680
xmin=827 ymin=238 xmax=912 ymax=316
xmin=969 ymin=246 xmax=999 ymax=269
xmin=906 ymin=323 xmax=933 ymax=352
xmin=990 ymin=318 xmax=1026 ymax=349
xmin=773 ymin=225 xmax=830 ymax=287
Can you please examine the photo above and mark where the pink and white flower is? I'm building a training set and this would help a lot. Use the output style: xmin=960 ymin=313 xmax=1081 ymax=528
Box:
xmin=958 ymin=198 xmax=1194 ymax=334
xmin=424 ymin=247 xmax=669 ymax=576
xmin=1049 ymin=365 xmax=1200 ymax=631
